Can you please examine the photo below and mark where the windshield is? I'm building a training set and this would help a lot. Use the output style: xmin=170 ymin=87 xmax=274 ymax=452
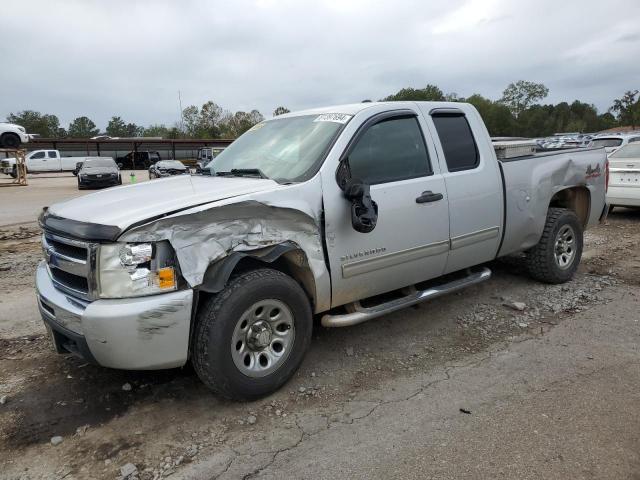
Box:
xmin=610 ymin=143 xmax=640 ymax=158
xmin=591 ymin=138 xmax=623 ymax=148
xmin=82 ymin=158 xmax=116 ymax=168
xmin=207 ymin=114 xmax=348 ymax=182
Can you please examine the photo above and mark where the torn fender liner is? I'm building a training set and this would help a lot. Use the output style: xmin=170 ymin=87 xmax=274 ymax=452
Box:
xmin=120 ymin=200 xmax=325 ymax=289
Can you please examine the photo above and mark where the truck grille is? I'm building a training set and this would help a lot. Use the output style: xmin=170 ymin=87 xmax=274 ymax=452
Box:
xmin=42 ymin=232 xmax=95 ymax=300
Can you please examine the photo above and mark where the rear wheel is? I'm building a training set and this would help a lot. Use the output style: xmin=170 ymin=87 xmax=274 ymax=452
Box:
xmin=525 ymin=208 xmax=583 ymax=284
xmin=10 ymin=166 xmax=17 ymax=179
xmin=1 ymin=133 xmax=20 ymax=149
xmin=193 ymin=268 xmax=312 ymax=400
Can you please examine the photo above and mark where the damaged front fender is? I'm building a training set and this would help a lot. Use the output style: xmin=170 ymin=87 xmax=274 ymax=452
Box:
xmin=119 ymin=184 xmax=331 ymax=313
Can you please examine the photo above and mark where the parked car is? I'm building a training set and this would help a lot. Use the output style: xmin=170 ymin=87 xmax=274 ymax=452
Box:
xmin=116 ymin=151 xmax=161 ymax=169
xmin=0 ymin=122 xmax=29 ymax=148
xmin=589 ymin=134 xmax=640 ymax=154
xmin=195 ymin=147 xmax=224 ymax=173
xmin=606 ymin=143 xmax=640 ymax=210
xmin=36 ymin=101 xmax=607 ymax=400
xmin=77 ymin=157 xmax=122 ymax=189
xmin=0 ymin=150 xmax=113 ymax=178
xmin=148 ymin=160 xmax=188 ymax=179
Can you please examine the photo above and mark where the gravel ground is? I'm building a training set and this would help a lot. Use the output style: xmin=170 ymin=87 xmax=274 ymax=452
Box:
xmin=0 ymin=207 xmax=639 ymax=480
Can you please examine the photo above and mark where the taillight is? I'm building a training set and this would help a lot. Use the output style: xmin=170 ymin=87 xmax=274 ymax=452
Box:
xmin=605 ymin=159 xmax=609 ymax=193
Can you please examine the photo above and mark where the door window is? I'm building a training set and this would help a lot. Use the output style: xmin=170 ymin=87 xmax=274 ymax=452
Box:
xmin=30 ymin=152 xmax=45 ymax=159
xmin=432 ymin=114 xmax=479 ymax=172
xmin=347 ymin=116 xmax=431 ymax=185
xmin=47 ymin=151 xmax=57 ymax=158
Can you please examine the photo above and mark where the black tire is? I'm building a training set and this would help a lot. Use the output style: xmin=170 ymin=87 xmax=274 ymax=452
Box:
xmin=525 ymin=207 xmax=583 ymax=284
xmin=193 ymin=268 xmax=313 ymax=400
xmin=10 ymin=166 xmax=17 ymax=179
xmin=1 ymin=133 xmax=20 ymax=149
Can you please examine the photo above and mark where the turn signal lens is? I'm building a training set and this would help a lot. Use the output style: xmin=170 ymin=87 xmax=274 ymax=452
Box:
xmin=156 ymin=267 xmax=176 ymax=290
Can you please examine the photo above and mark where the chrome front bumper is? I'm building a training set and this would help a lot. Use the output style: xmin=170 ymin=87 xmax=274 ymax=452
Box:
xmin=36 ymin=261 xmax=193 ymax=370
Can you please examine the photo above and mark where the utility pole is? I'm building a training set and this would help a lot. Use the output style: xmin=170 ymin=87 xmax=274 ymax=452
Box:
xmin=178 ymin=90 xmax=185 ymax=137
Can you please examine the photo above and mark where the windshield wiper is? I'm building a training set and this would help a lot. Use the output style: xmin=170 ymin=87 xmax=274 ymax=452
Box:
xmin=215 ymin=168 xmax=269 ymax=179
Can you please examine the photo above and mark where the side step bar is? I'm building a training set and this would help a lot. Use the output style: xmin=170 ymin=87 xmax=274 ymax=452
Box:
xmin=321 ymin=267 xmax=492 ymax=328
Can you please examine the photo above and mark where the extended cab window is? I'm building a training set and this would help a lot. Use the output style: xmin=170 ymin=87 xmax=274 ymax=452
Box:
xmin=348 ymin=116 xmax=431 ymax=185
xmin=47 ymin=151 xmax=57 ymax=158
xmin=432 ymin=114 xmax=479 ymax=172
xmin=31 ymin=152 xmax=45 ymax=159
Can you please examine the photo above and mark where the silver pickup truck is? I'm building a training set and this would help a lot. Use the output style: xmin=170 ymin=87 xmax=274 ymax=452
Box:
xmin=37 ymin=102 xmax=608 ymax=399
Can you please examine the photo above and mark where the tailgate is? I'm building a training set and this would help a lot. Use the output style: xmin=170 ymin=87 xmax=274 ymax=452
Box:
xmin=609 ymin=158 xmax=640 ymax=187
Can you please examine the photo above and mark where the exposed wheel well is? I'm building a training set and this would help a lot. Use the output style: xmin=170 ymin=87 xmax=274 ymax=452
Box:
xmin=549 ymin=187 xmax=590 ymax=227
xmin=195 ymin=247 xmax=318 ymax=315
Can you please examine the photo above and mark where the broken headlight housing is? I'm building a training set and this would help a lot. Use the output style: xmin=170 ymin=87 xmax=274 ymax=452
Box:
xmin=98 ymin=241 xmax=178 ymax=298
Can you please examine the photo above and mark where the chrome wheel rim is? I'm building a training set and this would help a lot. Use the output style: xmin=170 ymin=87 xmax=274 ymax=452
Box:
xmin=231 ymin=299 xmax=295 ymax=378
xmin=554 ymin=225 xmax=576 ymax=269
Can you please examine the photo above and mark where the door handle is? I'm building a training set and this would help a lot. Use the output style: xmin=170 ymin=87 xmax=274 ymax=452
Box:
xmin=416 ymin=191 xmax=443 ymax=203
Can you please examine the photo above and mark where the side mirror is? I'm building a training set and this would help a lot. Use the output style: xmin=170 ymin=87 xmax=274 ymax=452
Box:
xmin=343 ymin=178 xmax=378 ymax=233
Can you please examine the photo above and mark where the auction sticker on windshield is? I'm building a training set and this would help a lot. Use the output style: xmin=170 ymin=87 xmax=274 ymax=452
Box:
xmin=314 ymin=113 xmax=352 ymax=124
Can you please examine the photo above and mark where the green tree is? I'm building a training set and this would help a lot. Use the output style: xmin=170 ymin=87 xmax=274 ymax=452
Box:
xmin=182 ymin=105 xmax=200 ymax=137
xmin=466 ymin=94 xmax=515 ymax=136
xmin=499 ymin=80 xmax=549 ymax=118
xmin=382 ymin=85 xmax=445 ymax=102
xmin=143 ymin=124 xmax=182 ymax=138
xmin=6 ymin=110 xmax=61 ymax=137
xmin=125 ymin=123 xmax=144 ymax=137
xmin=198 ymin=101 xmax=226 ymax=138
xmin=597 ymin=112 xmax=617 ymax=131
xmin=220 ymin=110 xmax=264 ymax=138
xmin=610 ymin=90 xmax=640 ymax=129
xmin=68 ymin=116 xmax=99 ymax=137
xmin=273 ymin=106 xmax=290 ymax=116
xmin=105 ymin=116 xmax=127 ymax=136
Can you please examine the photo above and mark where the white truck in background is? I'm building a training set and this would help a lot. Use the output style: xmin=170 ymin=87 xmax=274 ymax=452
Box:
xmin=1 ymin=150 xmax=114 ymax=178
xmin=0 ymin=122 xmax=30 ymax=148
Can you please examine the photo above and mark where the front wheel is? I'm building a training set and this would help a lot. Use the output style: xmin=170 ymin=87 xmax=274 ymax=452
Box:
xmin=10 ymin=166 xmax=17 ymax=179
xmin=193 ymin=268 xmax=312 ymax=400
xmin=525 ymin=207 xmax=583 ymax=284
xmin=1 ymin=133 xmax=20 ymax=149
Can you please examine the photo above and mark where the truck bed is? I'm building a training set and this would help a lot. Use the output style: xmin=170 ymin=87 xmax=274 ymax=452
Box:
xmin=497 ymin=147 xmax=607 ymax=257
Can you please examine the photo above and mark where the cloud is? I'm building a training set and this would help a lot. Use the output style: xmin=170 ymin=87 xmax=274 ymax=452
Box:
xmin=1 ymin=0 xmax=639 ymax=130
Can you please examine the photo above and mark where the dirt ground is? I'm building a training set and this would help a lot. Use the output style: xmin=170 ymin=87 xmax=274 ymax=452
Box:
xmin=0 ymin=176 xmax=639 ymax=480
xmin=0 ymin=171 xmax=149 ymax=227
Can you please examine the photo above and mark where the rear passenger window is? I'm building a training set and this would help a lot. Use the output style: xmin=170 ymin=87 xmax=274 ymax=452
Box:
xmin=48 ymin=151 xmax=57 ymax=158
xmin=348 ymin=116 xmax=431 ymax=185
xmin=432 ymin=114 xmax=479 ymax=172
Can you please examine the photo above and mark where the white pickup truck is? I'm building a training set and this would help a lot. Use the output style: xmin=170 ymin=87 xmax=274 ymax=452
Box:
xmin=0 ymin=122 xmax=30 ymax=148
xmin=1 ymin=150 xmax=113 ymax=177
xmin=36 ymin=101 xmax=608 ymax=400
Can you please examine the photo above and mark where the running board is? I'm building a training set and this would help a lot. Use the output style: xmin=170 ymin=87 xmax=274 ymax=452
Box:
xmin=321 ymin=267 xmax=492 ymax=328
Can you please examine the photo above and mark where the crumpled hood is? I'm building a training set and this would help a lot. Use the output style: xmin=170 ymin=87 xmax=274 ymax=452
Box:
xmin=47 ymin=175 xmax=281 ymax=231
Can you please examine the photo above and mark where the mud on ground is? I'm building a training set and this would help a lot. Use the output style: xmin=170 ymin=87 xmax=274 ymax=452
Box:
xmin=0 ymin=209 xmax=639 ymax=480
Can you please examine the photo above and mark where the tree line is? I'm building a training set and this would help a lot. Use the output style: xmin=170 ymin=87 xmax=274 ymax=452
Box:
xmin=379 ymin=82 xmax=639 ymax=137
xmin=5 ymin=82 xmax=639 ymax=140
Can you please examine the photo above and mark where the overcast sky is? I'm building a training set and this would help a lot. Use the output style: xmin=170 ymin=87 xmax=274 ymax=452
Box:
xmin=2 ymin=0 xmax=639 ymax=129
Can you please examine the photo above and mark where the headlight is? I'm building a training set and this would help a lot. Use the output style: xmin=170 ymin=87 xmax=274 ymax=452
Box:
xmin=98 ymin=241 xmax=178 ymax=298
xmin=17 ymin=126 xmax=26 ymax=133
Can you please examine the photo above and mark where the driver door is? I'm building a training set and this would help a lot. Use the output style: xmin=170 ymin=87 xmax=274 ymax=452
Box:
xmin=323 ymin=111 xmax=450 ymax=307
